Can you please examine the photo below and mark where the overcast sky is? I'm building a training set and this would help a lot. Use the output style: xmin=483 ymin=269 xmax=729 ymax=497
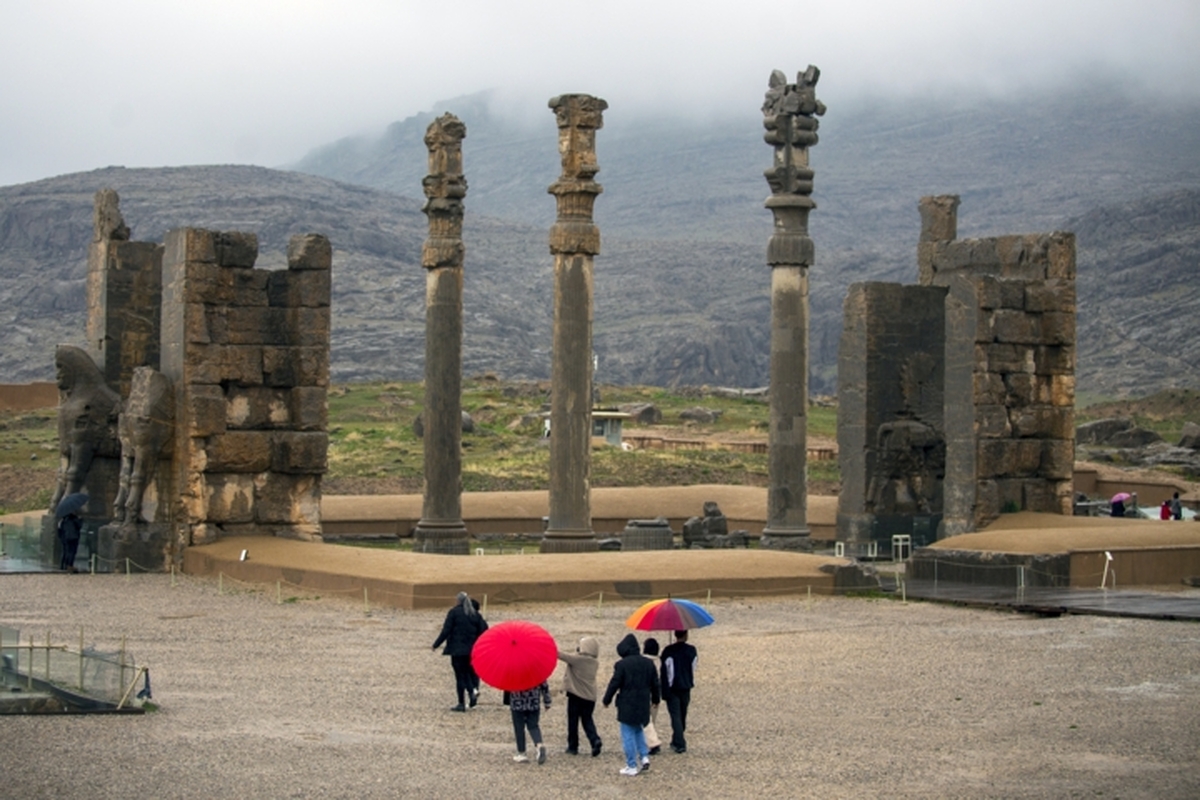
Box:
xmin=1 ymin=0 xmax=1197 ymax=187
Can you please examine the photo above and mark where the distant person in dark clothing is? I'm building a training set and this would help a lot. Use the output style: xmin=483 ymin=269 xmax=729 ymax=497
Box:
xmin=660 ymin=629 xmax=698 ymax=754
xmin=1111 ymin=499 xmax=1126 ymax=518
xmin=432 ymin=591 xmax=487 ymax=711
xmin=603 ymin=632 xmax=660 ymax=776
xmin=1170 ymin=492 xmax=1183 ymax=521
xmin=57 ymin=511 xmax=82 ymax=572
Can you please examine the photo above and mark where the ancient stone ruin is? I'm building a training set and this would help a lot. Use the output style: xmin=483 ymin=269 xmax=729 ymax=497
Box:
xmin=837 ymin=195 xmax=1076 ymax=556
xmin=760 ymin=66 xmax=826 ymax=551
xmin=414 ymin=113 xmax=470 ymax=555
xmin=44 ymin=191 xmax=331 ymax=571
xmin=543 ymin=93 xmax=607 ymax=553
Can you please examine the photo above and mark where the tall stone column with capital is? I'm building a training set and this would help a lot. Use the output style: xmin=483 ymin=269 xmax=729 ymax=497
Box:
xmin=414 ymin=114 xmax=470 ymax=554
xmin=542 ymin=94 xmax=606 ymax=554
xmin=760 ymin=67 xmax=826 ymax=551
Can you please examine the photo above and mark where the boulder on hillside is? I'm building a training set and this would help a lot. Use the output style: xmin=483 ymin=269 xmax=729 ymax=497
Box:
xmin=1108 ymin=427 xmax=1164 ymax=448
xmin=1076 ymin=418 xmax=1133 ymax=445
xmin=1179 ymin=422 xmax=1200 ymax=450
xmin=619 ymin=403 xmax=661 ymax=425
xmin=680 ymin=407 xmax=722 ymax=424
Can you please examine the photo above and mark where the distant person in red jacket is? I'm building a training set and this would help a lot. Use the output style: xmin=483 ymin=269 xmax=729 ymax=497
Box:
xmin=1161 ymin=501 xmax=1172 ymax=520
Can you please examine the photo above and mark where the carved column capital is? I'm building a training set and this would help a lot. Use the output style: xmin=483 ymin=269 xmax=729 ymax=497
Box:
xmin=762 ymin=67 xmax=825 ymax=269
xmin=421 ymin=113 xmax=468 ymax=270
xmin=548 ymin=94 xmax=606 ymax=256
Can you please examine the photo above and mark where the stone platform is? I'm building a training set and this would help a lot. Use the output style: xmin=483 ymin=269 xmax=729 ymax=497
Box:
xmin=182 ymin=536 xmax=872 ymax=610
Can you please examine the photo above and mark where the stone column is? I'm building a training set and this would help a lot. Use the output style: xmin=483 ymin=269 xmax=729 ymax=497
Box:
xmin=542 ymin=94 xmax=606 ymax=554
xmin=414 ymin=114 xmax=470 ymax=554
xmin=760 ymin=67 xmax=825 ymax=551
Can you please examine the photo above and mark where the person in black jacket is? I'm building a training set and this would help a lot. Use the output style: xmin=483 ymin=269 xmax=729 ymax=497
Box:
xmin=602 ymin=633 xmax=660 ymax=776
xmin=432 ymin=591 xmax=487 ymax=711
xmin=660 ymin=629 xmax=698 ymax=753
xmin=57 ymin=511 xmax=82 ymax=572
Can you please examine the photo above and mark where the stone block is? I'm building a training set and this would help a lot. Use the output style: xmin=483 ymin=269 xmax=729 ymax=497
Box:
xmin=918 ymin=195 xmax=959 ymax=242
xmin=205 ymin=431 xmax=273 ymax=472
xmin=230 ymin=269 xmax=271 ymax=307
xmin=190 ymin=523 xmax=220 ymax=546
xmin=1047 ymin=232 xmax=1076 ymax=279
xmin=186 ymin=384 xmax=227 ymax=437
xmin=995 ymin=478 xmax=1024 ymax=511
xmin=1009 ymin=407 xmax=1049 ymax=439
xmin=1041 ymin=311 xmax=1075 ymax=345
xmin=219 ymin=523 xmax=273 ymax=537
xmin=1034 ymin=345 xmax=1074 ymax=376
xmin=976 ymin=275 xmax=1001 ymax=309
xmin=223 ymin=307 xmax=276 ymax=346
xmin=973 ymin=372 xmax=1006 ymax=405
xmin=263 ymin=346 xmax=329 ymax=388
xmin=975 ymin=404 xmax=1011 ymax=438
xmin=991 ymin=310 xmax=1041 ymax=344
xmin=1004 ymin=373 xmax=1039 ymax=406
xmin=1022 ymin=480 xmax=1057 ymax=513
xmin=222 ymin=346 xmax=264 ymax=386
xmin=284 ymin=307 xmax=331 ymax=347
xmin=975 ymin=308 xmax=995 ymax=343
xmin=977 ymin=439 xmax=1042 ymax=478
xmin=975 ymin=479 xmax=999 ymax=518
xmin=226 ymin=387 xmax=291 ymax=429
xmin=254 ymin=473 xmax=321 ymax=524
xmin=979 ymin=343 xmax=1035 ymax=374
xmin=183 ymin=302 xmax=211 ymax=344
xmin=204 ymin=474 xmax=256 ymax=523
xmin=288 ymin=234 xmax=333 ymax=271
xmin=271 ymin=431 xmax=328 ymax=473
xmin=290 ymin=387 xmax=327 ymax=431
xmin=999 ymin=280 xmax=1026 ymax=310
xmin=917 ymin=242 xmax=937 ymax=285
xmin=1024 ymin=280 xmax=1075 ymax=313
xmin=1040 ymin=440 xmax=1075 ymax=479
xmin=1050 ymin=375 xmax=1074 ymax=407
xmin=165 ymin=227 xmax=217 ymax=266
xmin=214 ymin=232 xmax=258 ymax=268
xmin=268 ymin=269 xmax=332 ymax=308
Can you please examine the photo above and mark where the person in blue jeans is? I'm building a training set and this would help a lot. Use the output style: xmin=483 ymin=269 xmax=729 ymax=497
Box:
xmin=602 ymin=633 xmax=660 ymax=776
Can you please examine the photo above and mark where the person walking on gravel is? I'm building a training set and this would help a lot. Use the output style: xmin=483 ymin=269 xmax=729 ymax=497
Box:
xmin=509 ymin=681 xmax=551 ymax=764
xmin=641 ymin=637 xmax=664 ymax=755
xmin=431 ymin=591 xmax=487 ymax=711
xmin=558 ymin=636 xmax=603 ymax=757
xmin=602 ymin=633 xmax=660 ymax=776
xmin=661 ymin=629 xmax=698 ymax=754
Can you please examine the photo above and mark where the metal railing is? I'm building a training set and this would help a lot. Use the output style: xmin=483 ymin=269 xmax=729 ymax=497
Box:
xmin=1 ymin=625 xmax=150 ymax=711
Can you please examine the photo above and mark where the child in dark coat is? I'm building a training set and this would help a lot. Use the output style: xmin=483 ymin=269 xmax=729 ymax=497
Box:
xmin=508 ymin=681 xmax=551 ymax=764
xmin=602 ymin=633 xmax=660 ymax=776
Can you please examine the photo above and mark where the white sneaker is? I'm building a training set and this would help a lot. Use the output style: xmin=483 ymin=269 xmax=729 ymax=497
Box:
xmin=641 ymin=756 xmax=651 ymax=771
xmin=619 ymin=766 xmax=639 ymax=777
xmin=536 ymin=744 xmax=547 ymax=765
xmin=513 ymin=753 xmax=530 ymax=763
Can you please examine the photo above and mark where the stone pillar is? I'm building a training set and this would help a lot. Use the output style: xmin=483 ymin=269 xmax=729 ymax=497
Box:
xmin=542 ymin=94 xmax=606 ymax=553
xmin=760 ymin=67 xmax=825 ymax=551
xmin=85 ymin=190 xmax=164 ymax=397
xmin=414 ymin=114 xmax=470 ymax=554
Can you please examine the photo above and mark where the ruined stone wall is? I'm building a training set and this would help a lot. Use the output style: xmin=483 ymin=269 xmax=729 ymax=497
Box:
xmin=918 ymin=196 xmax=1076 ymax=534
xmin=159 ymin=228 xmax=331 ymax=548
xmin=86 ymin=190 xmax=163 ymax=398
xmin=837 ymin=282 xmax=947 ymax=552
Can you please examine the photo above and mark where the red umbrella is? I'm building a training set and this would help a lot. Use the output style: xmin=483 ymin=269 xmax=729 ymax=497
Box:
xmin=470 ymin=620 xmax=557 ymax=692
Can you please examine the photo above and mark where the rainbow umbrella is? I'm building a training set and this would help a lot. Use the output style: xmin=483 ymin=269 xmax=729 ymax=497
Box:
xmin=625 ymin=598 xmax=714 ymax=631
xmin=471 ymin=620 xmax=558 ymax=692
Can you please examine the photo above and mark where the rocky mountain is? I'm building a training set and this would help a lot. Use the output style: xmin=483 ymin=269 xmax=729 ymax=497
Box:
xmin=1 ymin=84 xmax=1198 ymax=396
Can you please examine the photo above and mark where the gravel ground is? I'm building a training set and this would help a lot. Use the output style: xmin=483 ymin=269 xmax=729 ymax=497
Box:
xmin=2 ymin=573 xmax=1199 ymax=799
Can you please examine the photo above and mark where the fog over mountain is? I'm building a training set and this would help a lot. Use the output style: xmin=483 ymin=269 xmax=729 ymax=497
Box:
xmin=1 ymin=82 xmax=1198 ymax=398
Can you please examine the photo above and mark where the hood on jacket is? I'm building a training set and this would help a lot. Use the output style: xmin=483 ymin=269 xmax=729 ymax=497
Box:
xmin=616 ymin=632 xmax=640 ymax=658
xmin=578 ymin=636 xmax=599 ymax=657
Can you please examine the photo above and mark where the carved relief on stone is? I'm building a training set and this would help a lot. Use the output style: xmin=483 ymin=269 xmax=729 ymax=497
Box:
xmin=113 ymin=366 xmax=174 ymax=524
xmin=49 ymin=345 xmax=121 ymax=512
xmin=762 ymin=66 xmax=826 ymax=268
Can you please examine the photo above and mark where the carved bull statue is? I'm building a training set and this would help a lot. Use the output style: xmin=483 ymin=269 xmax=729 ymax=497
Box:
xmin=113 ymin=366 xmax=174 ymax=524
xmin=49 ymin=345 xmax=121 ymax=513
